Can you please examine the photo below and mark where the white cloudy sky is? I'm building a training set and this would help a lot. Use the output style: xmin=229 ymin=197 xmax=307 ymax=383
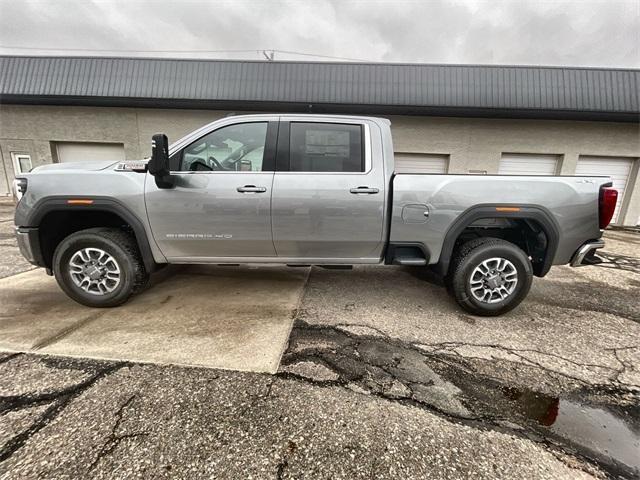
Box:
xmin=0 ymin=0 xmax=638 ymax=67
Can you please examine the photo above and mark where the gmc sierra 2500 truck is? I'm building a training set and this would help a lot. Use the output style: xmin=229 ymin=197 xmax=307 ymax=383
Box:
xmin=13 ymin=115 xmax=617 ymax=315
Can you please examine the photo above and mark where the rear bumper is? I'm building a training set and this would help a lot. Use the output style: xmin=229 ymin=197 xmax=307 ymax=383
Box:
xmin=15 ymin=227 xmax=46 ymax=268
xmin=570 ymin=239 xmax=605 ymax=267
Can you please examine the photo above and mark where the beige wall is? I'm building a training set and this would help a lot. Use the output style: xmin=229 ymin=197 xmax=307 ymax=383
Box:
xmin=1 ymin=104 xmax=639 ymax=224
xmin=388 ymin=115 xmax=640 ymax=224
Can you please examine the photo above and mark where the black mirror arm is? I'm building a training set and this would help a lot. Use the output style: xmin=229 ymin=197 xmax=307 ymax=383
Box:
xmin=149 ymin=133 xmax=175 ymax=189
xmin=154 ymin=173 xmax=175 ymax=189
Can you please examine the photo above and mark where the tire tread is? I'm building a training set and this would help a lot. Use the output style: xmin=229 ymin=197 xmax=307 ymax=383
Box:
xmin=449 ymin=237 xmax=532 ymax=316
xmin=52 ymin=227 xmax=148 ymax=307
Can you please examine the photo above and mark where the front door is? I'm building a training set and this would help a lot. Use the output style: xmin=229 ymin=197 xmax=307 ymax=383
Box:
xmin=145 ymin=120 xmax=278 ymax=260
xmin=271 ymin=120 xmax=386 ymax=261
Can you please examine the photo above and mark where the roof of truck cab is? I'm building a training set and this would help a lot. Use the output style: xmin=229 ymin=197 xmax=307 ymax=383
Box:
xmin=0 ymin=55 xmax=638 ymax=122
xmin=223 ymin=113 xmax=389 ymax=121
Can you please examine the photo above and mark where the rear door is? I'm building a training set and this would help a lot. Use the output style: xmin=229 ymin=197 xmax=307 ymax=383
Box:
xmin=271 ymin=119 xmax=385 ymax=261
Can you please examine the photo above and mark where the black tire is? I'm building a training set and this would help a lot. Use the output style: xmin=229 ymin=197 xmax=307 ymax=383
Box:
xmin=449 ymin=237 xmax=533 ymax=316
xmin=52 ymin=228 xmax=148 ymax=308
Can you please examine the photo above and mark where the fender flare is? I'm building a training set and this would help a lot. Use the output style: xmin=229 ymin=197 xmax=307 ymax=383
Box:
xmin=22 ymin=196 xmax=159 ymax=273
xmin=436 ymin=204 xmax=560 ymax=277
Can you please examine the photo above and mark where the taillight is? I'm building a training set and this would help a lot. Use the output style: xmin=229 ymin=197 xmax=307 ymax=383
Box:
xmin=599 ymin=187 xmax=618 ymax=229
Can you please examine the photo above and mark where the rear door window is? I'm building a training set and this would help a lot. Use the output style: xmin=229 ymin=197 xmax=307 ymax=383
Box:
xmin=289 ymin=123 xmax=364 ymax=172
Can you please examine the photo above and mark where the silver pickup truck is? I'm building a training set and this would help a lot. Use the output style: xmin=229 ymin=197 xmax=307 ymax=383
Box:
xmin=13 ymin=114 xmax=617 ymax=316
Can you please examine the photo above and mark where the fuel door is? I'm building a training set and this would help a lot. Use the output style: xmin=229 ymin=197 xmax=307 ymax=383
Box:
xmin=402 ymin=204 xmax=430 ymax=224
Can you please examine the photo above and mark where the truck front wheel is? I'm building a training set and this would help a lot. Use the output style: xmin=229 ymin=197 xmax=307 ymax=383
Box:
xmin=52 ymin=228 xmax=148 ymax=308
xmin=449 ymin=238 xmax=533 ymax=316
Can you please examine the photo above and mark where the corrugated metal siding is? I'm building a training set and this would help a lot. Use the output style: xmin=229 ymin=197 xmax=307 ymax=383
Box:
xmin=0 ymin=56 xmax=638 ymax=113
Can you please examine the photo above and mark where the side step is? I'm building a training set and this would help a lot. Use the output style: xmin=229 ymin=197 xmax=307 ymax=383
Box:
xmin=393 ymin=257 xmax=427 ymax=266
xmin=386 ymin=244 xmax=430 ymax=267
xmin=285 ymin=265 xmax=353 ymax=270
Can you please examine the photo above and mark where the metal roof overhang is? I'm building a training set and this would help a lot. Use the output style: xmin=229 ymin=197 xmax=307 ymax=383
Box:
xmin=1 ymin=94 xmax=638 ymax=122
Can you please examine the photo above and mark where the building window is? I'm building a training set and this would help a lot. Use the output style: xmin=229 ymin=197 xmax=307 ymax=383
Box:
xmin=11 ymin=153 xmax=32 ymax=174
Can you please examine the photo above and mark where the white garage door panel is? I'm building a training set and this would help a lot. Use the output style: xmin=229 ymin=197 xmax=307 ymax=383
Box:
xmin=56 ymin=142 xmax=125 ymax=163
xmin=576 ymin=156 xmax=633 ymax=224
xmin=499 ymin=154 xmax=558 ymax=175
xmin=395 ymin=153 xmax=448 ymax=174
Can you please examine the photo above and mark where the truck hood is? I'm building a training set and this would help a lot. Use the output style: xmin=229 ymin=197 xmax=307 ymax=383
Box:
xmin=31 ymin=159 xmax=121 ymax=173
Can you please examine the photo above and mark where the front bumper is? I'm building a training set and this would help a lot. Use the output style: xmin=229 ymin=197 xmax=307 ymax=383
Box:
xmin=15 ymin=227 xmax=46 ymax=268
xmin=570 ymin=239 xmax=605 ymax=267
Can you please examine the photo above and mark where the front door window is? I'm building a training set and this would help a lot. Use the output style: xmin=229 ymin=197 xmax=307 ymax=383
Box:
xmin=176 ymin=122 xmax=269 ymax=172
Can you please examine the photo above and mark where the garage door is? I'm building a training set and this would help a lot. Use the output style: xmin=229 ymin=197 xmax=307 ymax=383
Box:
xmin=395 ymin=153 xmax=448 ymax=173
xmin=55 ymin=142 xmax=125 ymax=163
xmin=499 ymin=154 xmax=559 ymax=175
xmin=576 ymin=156 xmax=634 ymax=224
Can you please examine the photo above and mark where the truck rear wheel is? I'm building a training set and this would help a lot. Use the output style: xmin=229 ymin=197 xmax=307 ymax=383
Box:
xmin=52 ymin=228 xmax=148 ymax=308
xmin=449 ymin=238 xmax=533 ymax=316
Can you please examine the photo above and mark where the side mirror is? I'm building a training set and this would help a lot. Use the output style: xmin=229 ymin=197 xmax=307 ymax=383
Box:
xmin=148 ymin=133 xmax=174 ymax=188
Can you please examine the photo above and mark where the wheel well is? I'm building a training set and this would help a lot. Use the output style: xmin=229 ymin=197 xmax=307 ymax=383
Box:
xmin=451 ymin=217 xmax=549 ymax=276
xmin=38 ymin=210 xmax=139 ymax=269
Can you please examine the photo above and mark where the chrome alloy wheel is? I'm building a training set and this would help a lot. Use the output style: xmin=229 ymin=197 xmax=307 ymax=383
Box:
xmin=469 ymin=257 xmax=518 ymax=304
xmin=68 ymin=248 xmax=121 ymax=295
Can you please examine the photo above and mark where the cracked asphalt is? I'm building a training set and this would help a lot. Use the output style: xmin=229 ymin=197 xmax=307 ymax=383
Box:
xmin=0 ymin=353 xmax=610 ymax=480
xmin=1 ymin=197 xmax=639 ymax=479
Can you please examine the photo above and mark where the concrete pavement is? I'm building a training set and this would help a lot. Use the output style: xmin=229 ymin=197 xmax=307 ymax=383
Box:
xmin=0 ymin=265 xmax=308 ymax=373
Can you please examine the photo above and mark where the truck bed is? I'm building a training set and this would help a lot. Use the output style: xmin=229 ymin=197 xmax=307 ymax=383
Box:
xmin=390 ymin=173 xmax=610 ymax=268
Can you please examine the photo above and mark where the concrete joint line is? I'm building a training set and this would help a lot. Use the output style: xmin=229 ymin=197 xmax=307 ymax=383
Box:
xmin=273 ymin=267 xmax=312 ymax=374
xmin=30 ymin=311 xmax=107 ymax=351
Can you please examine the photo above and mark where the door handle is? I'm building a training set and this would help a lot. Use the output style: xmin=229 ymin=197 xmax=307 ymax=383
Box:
xmin=350 ymin=186 xmax=380 ymax=194
xmin=237 ymin=185 xmax=267 ymax=193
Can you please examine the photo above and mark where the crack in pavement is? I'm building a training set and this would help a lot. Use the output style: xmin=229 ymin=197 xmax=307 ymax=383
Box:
xmin=88 ymin=393 xmax=150 ymax=472
xmin=236 ymin=377 xmax=277 ymax=422
xmin=414 ymin=341 xmax=639 ymax=389
xmin=0 ymin=362 xmax=125 ymax=463
xmin=275 ymin=439 xmax=298 ymax=480
xmin=604 ymin=346 xmax=640 ymax=387
xmin=279 ymin=320 xmax=640 ymax=479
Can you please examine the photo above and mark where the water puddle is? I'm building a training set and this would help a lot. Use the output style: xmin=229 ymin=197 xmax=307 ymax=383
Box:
xmin=504 ymin=388 xmax=639 ymax=478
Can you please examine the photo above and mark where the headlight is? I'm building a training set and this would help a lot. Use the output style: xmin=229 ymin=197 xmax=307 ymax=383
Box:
xmin=12 ymin=178 xmax=27 ymax=202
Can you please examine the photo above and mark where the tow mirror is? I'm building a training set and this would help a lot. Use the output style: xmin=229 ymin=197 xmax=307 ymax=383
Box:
xmin=148 ymin=133 xmax=174 ymax=188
